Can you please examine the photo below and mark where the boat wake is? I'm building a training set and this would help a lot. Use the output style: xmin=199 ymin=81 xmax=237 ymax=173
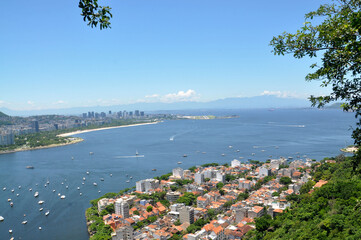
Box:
xmin=115 ymin=155 xmax=145 ymax=159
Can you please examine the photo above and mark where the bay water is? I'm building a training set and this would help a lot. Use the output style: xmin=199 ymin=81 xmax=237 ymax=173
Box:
xmin=0 ymin=108 xmax=356 ymax=240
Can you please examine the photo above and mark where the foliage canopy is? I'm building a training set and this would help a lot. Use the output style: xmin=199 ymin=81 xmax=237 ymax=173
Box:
xmin=270 ymin=0 xmax=361 ymax=145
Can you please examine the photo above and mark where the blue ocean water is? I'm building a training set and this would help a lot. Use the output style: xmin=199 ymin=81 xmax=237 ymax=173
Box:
xmin=0 ymin=108 xmax=356 ymax=240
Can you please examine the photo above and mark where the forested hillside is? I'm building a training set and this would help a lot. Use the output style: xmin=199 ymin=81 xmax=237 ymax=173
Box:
xmin=246 ymin=154 xmax=361 ymax=239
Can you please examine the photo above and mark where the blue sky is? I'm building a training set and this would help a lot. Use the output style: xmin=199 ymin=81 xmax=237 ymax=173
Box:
xmin=0 ymin=0 xmax=330 ymax=110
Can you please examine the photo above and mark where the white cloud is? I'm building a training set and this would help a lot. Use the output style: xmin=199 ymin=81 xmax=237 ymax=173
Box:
xmin=27 ymin=100 xmax=34 ymax=105
xmin=260 ymin=90 xmax=307 ymax=99
xmin=54 ymin=100 xmax=65 ymax=104
xmin=140 ymin=89 xmax=200 ymax=103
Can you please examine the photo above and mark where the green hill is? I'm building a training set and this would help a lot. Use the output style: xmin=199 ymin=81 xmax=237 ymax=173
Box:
xmin=0 ymin=111 xmax=9 ymax=118
xmin=246 ymin=154 xmax=361 ymax=240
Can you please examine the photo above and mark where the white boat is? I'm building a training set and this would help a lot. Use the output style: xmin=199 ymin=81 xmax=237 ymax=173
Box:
xmin=136 ymin=150 xmax=139 ymax=156
xmin=61 ymin=182 xmax=64 ymax=185
xmin=71 ymin=156 xmax=74 ymax=160
xmin=83 ymin=177 xmax=86 ymax=181
xmin=7 ymin=198 xmax=11 ymax=202
xmin=236 ymin=150 xmax=240 ymax=152
xmin=77 ymin=187 xmax=80 ymax=190
xmin=60 ymin=195 xmax=66 ymax=199
xmin=80 ymin=193 xmax=82 ymax=196
xmin=177 ymin=162 xmax=182 ymax=164
xmin=252 ymin=153 xmax=255 ymax=156
xmin=2 ymin=187 xmax=6 ymax=191
xmin=229 ymin=145 xmax=233 ymax=148
xmin=0 ymin=216 xmax=4 ymax=221
xmin=130 ymin=176 xmax=133 ymax=179
xmin=126 ymin=180 xmax=130 ymax=183
xmin=45 ymin=211 xmax=50 ymax=216
xmin=89 ymin=152 xmax=94 ymax=155
xmin=93 ymin=183 xmax=97 ymax=186
xmin=202 ymin=152 xmax=206 ymax=154
xmin=98 ymin=190 xmax=101 ymax=193
xmin=66 ymin=186 xmax=68 ymax=189
xmin=29 ymin=188 xmax=32 ymax=191
xmin=110 ymin=173 xmax=112 ymax=177
xmin=22 ymin=220 xmax=27 ymax=225
xmin=38 ymin=200 xmax=45 ymax=205
xmin=11 ymin=189 xmax=14 ymax=193
xmin=18 ymin=186 xmax=21 ymax=189
xmin=16 ymin=194 xmax=19 ymax=197
xmin=9 ymin=229 xmax=12 ymax=233
xmin=221 ymin=153 xmax=225 ymax=156
xmin=34 ymin=192 xmax=39 ymax=197
xmin=86 ymin=171 xmax=89 ymax=175
xmin=52 ymin=190 xmax=55 ymax=192
xmin=46 ymin=180 xmax=50 ymax=185
xmin=100 ymin=178 xmax=104 ymax=181
xmin=10 ymin=202 xmax=13 ymax=207
xmin=44 ymin=184 xmax=47 ymax=187
xmin=39 ymin=227 xmax=42 ymax=230
xmin=82 ymin=182 xmax=85 ymax=185
xmin=58 ymin=193 xmax=61 ymax=196
xmin=39 ymin=208 xmax=43 ymax=211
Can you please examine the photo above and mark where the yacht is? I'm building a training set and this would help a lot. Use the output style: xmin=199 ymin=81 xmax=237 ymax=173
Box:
xmin=110 ymin=173 xmax=112 ymax=177
xmin=129 ymin=176 xmax=133 ymax=179
xmin=126 ymin=180 xmax=130 ymax=183
xmin=86 ymin=171 xmax=89 ymax=175
xmin=71 ymin=156 xmax=74 ymax=160
xmin=39 ymin=208 xmax=43 ymax=211
xmin=22 ymin=220 xmax=27 ymax=225
xmin=80 ymin=193 xmax=82 ymax=196
xmin=26 ymin=166 xmax=34 ymax=169
xmin=0 ymin=216 xmax=4 ymax=221
xmin=38 ymin=200 xmax=45 ymax=205
xmin=58 ymin=193 xmax=61 ymax=196
xmin=10 ymin=202 xmax=13 ymax=207
xmin=2 ymin=187 xmax=6 ymax=191
xmin=152 ymin=169 xmax=156 ymax=171
xmin=45 ymin=211 xmax=50 ymax=216
xmin=52 ymin=190 xmax=55 ymax=192
xmin=236 ymin=150 xmax=240 ymax=152
xmin=83 ymin=177 xmax=86 ymax=181
xmin=9 ymin=229 xmax=13 ymax=234
xmin=66 ymin=186 xmax=68 ymax=189
xmin=18 ymin=186 xmax=21 ymax=189
xmin=93 ymin=183 xmax=97 ymax=186
xmin=29 ymin=188 xmax=32 ymax=192
xmin=221 ymin=154 xmax=225 ymax=156
xmin=229 ymin=145 xmax=233 ymax=148
xmin=183 ymin=154 xmax=187 ymax=157
xmin=16 ymin=194 xmax=19 ymax=197
xmin=77 ymin=187 xmax=80 ymax=190
xmin=34 ymin=192 xmax=39 ymax=198
xmin=60 ymin=195 xmax=66 ymax=199
xmin=11 ymin=189 xmax=14 ymax=193
xmin=89 ymin=152 xmax=94 ymax=155
xmin=100 ymin=178 xmax=104 ymax=181
xmin=39 ymin=227 xmax=42 ymax=230
xmin=7 ymin=198 xmax=11 ymax=202
xmin=177 ymin=161 xmax=182 ymax=164
xmin=135 ymin=150 xmax=139 ymax=156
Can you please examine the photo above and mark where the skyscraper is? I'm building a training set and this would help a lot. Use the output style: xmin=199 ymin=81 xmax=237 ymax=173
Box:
xmin=115 ymin=199 xmax=130 ymax=219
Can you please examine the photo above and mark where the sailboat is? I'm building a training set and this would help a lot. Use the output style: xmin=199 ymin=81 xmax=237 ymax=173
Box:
xmin=135 ymin=150 xmax=139 ymax=156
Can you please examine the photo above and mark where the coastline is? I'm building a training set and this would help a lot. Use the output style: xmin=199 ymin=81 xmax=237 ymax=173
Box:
xmin=0 ymin=137 xmax=84 ymax=155
xmin=57 ymin=121 xmax=159 ymax=137
xmin=341 ymin=146 xmax=359 ymax=153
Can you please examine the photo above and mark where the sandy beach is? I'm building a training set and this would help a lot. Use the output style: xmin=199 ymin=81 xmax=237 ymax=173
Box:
xmin=57 ymin=121 xmax=159 ymax=137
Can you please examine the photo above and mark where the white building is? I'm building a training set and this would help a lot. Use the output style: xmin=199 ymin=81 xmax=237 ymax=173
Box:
xmin=135 ymin=179 xmax=160 ymax=193
xmin=172 ymin=167 xmax=184 ymax=179
xmin=195 ymin=173 xmax=204 ymax=184
xmin=231 ymin=159 xmax=241 ymax=168
xmin=115 ymin=199 xmax=130 ymax=219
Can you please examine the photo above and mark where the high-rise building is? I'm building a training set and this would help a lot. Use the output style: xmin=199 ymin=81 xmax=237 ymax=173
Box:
xmin=109 ymin=110 xmax=112 ymax=115
xmin=140 ymin=111 xmax=144 ymax=117
xmin=0 ymin=132 xmax=14 ymax=146
xmin=113 ymin=225 xmax=134 ymax=240
xmin=134 ymin=110 xmax=140 ymax=117
xmin=179 ymin=206 xmax=194 ymax=224
xmin=82 ymin=113 xmax=87 ymax=118
xmin=115 ymin=199 xmax=130 ymax=219
xmin=31 ymin=120 xmax=39 ymax=132
xmin=136 ymin=179 xmax=160 ymax=193
xmin=194 ymin=173 xmax=204 ymax=184
xmin=129 ymin=111 xmax=133 ymax=117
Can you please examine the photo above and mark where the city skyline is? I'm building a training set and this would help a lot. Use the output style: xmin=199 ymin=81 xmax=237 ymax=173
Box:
xmin=1 ymin=0 xmax=330 ymax=111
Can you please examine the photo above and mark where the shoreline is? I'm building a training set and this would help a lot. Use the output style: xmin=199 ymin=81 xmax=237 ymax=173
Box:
xmin=57 ymin=121 xmax=159 ymax=137
xmin=0 ymin=137 xmax=84 ymax=155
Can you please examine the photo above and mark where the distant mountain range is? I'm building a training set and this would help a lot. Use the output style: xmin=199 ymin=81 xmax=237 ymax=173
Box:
xmin=0 ymin=95 xmax=313 ymax=116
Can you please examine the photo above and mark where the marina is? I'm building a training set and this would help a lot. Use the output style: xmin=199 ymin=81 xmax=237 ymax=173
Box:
xmin=0 ymin=109 xmax=356 ymax=240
